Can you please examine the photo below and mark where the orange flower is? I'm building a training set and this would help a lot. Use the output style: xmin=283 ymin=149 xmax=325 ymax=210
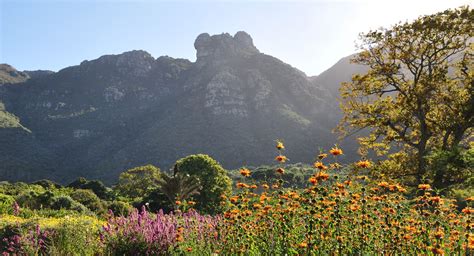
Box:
xmin=468 ymin=234 xmax=474 ymax=249
xmin=430 ymin=196 xmax=442 ymax=203
xmin=253 ymin=203 xmax=262 ymax=209
xmin=434 ymin=230 xmax=444 ymax=239
xmin=356 ymin=160 xmax=371 ymax=168
xmin=318 ymin=153 xmax=328 ymax=160
xmin=462 ymin=207 xmax=473 ymax=214
xmin=329 ymin=146 xmax=343 ymax=156
xmin=418 ymin=184 xmax=431 ymax=190
xmin=315 ymin=172 xmax=329 ymax=181
xmin=250 ymin=184 xmax=258 ymax=189
xmin=314 ymin=161 xmax=328 ymax=170
xmin=230 ymin=196 xmax=239 ymax=203
xmin=276 ymin=141 xmax=285 ymax=150
xmin=298 ymin=242 xmax=308 ymax=248
xmin=397 ymin=185 xmax=407 ymax=193
xmin=275 ymin=155 xmax=288 ymax=163
xmin=261 ymin=184 xmax=270 ymax=189
xmin=187 ymin=201 xmax=196 ymax=206
xmin=276 ymin=167 xmax=285 ymax=174
xmin=240 ymin=168 xmax=251 ymax=177
xmin=236 ymin=182 xmax=250 ymax=189
xmin=175 ymin=200 xmax=182 ymax=206
xmin=378 ymin=181 xmax=389 ymax=188
xmin=186 ymin=247 xmax=193 ymax=252
xmin=350 ymin=204 xmax=360 ymax=211
xmin=431 ymin=247 xmax=444 ymax=255
xmin=309 ymin=176 xmax=318 ymax=185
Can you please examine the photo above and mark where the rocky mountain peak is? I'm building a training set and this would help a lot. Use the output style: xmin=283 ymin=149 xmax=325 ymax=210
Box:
xmin=194 ymin=31 xmax=259 ymax=63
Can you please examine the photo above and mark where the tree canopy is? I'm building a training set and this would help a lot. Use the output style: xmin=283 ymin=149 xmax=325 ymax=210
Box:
xmin=338 ymin=6 xmax=473 ymax=187
xmin=175 ymin=154 xmax=232 ymax=214
xmin=116 ymin=165 xmax=161 ymax=199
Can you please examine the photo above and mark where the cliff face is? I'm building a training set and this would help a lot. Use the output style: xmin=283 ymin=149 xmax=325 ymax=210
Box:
xmin=0 ymin=31 xmax=354 ymax=183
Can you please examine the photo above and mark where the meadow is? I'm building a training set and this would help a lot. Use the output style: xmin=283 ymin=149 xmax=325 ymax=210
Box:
xmin=0 ymin=142 xmax=472 ymax=255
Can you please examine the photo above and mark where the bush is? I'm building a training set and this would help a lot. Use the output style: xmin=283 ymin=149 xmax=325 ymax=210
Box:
xmin=51 ymin=195 xmax=87 ymax=213
xmin=115 ymin=164 xmax=161 ymax=200
xmin=175 ymin=154 xmax=232 ymax=214
xmin=107 ymin=201 xmax=133 ymax=216
xmin=67 ymin=177 xmax=110 ymax=200
xmin=70 ymin=189 xmax=105 ymax=214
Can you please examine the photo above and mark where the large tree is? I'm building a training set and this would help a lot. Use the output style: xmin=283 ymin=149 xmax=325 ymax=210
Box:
xmin=115 ymin=165 xmax=161 ymax=199
xmin=175 ymin=154 xmax=232 ymax=214
xmin=338 ymin=6 xmax=473 ymax=187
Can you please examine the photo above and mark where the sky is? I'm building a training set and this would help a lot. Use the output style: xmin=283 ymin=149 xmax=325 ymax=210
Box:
xmin=0 ymin=0 xmax=471 ymax=76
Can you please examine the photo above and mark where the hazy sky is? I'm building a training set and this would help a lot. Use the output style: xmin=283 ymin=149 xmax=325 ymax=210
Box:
xmin=1 ymin=0 xmax=471 ymax=76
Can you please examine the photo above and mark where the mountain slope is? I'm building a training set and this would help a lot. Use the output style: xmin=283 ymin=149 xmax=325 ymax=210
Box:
xmin=0 ymin=32 xmax=357 ymax=183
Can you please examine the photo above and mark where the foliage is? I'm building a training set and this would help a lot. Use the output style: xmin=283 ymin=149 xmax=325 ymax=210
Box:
xmin=69 ymin=189 xmax=105 ymax=214
xmin=0 ymin=142 xmax=473 ymax=255
xmin=101 ymin=207 xmax=220 ymax=255
xmin=157 ymin=171 xmax=201 ymax=210
xmin=67 ymin=177 xmax=110 ymax=200
xmin=139 ymin=189 xmax=174 ymax=213
xmin=0 ymin=215 xmax=103 ymax=255
xmin=31 ymin=179 xmax=63 ymax=189
xmin=427 ymin=146 xmax=474 ymax=189
xmin=175 ymin=154 xmax=233 ymax=214
xmin=338 ymin=6 xmax=474 ymax=186
xmin=106 ymin=201 xmax=133 ymax=217
xmin=115 ymin=164 xmax=161 ymax=200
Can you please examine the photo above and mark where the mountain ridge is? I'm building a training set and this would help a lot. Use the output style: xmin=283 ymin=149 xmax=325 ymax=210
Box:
xmin=0 ymin=31 xmax=363 ymax=183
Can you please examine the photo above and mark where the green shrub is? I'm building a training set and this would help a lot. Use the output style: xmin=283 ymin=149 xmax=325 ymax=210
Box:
xmin=70 ymin=189 xmax=105 ymax=214
xmin=51 ymin=195 xmax=87 ymax=213
xmin=67 ymin=177 xmax=110 ymax=200
xmin=107 ymin=201 xmax=132 ymax=216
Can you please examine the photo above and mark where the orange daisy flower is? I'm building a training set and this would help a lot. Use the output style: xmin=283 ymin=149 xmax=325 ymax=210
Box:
xmin=329 ymin=146 xmax=343 ymax=156
xmin=240 ymin=168 xmax=251 ymax=177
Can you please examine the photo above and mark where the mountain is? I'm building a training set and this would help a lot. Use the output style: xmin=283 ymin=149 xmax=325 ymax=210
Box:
xmin=0 ymin=64 xmax=30 ymax=84
xmin=0 ymin=32 xmax=362 ymax=183
xmin=310 ymin=55 xmax=368 ymax=99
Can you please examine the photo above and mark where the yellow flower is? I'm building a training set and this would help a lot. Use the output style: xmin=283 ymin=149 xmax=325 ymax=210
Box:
xmin=318 ymin=153 xmax=328 ymax=160
xmin=314 ymin=161 xmax=328 ymax=170
xmin=276 ymin=141 xmax=285 ymax=150
xmin=434 ymin=230 xmax=444 ymax=239
xmin=356 ymin=160 xmax=371 ymax=168
xmin=418 ymin=184 xmax=431 ymax=190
